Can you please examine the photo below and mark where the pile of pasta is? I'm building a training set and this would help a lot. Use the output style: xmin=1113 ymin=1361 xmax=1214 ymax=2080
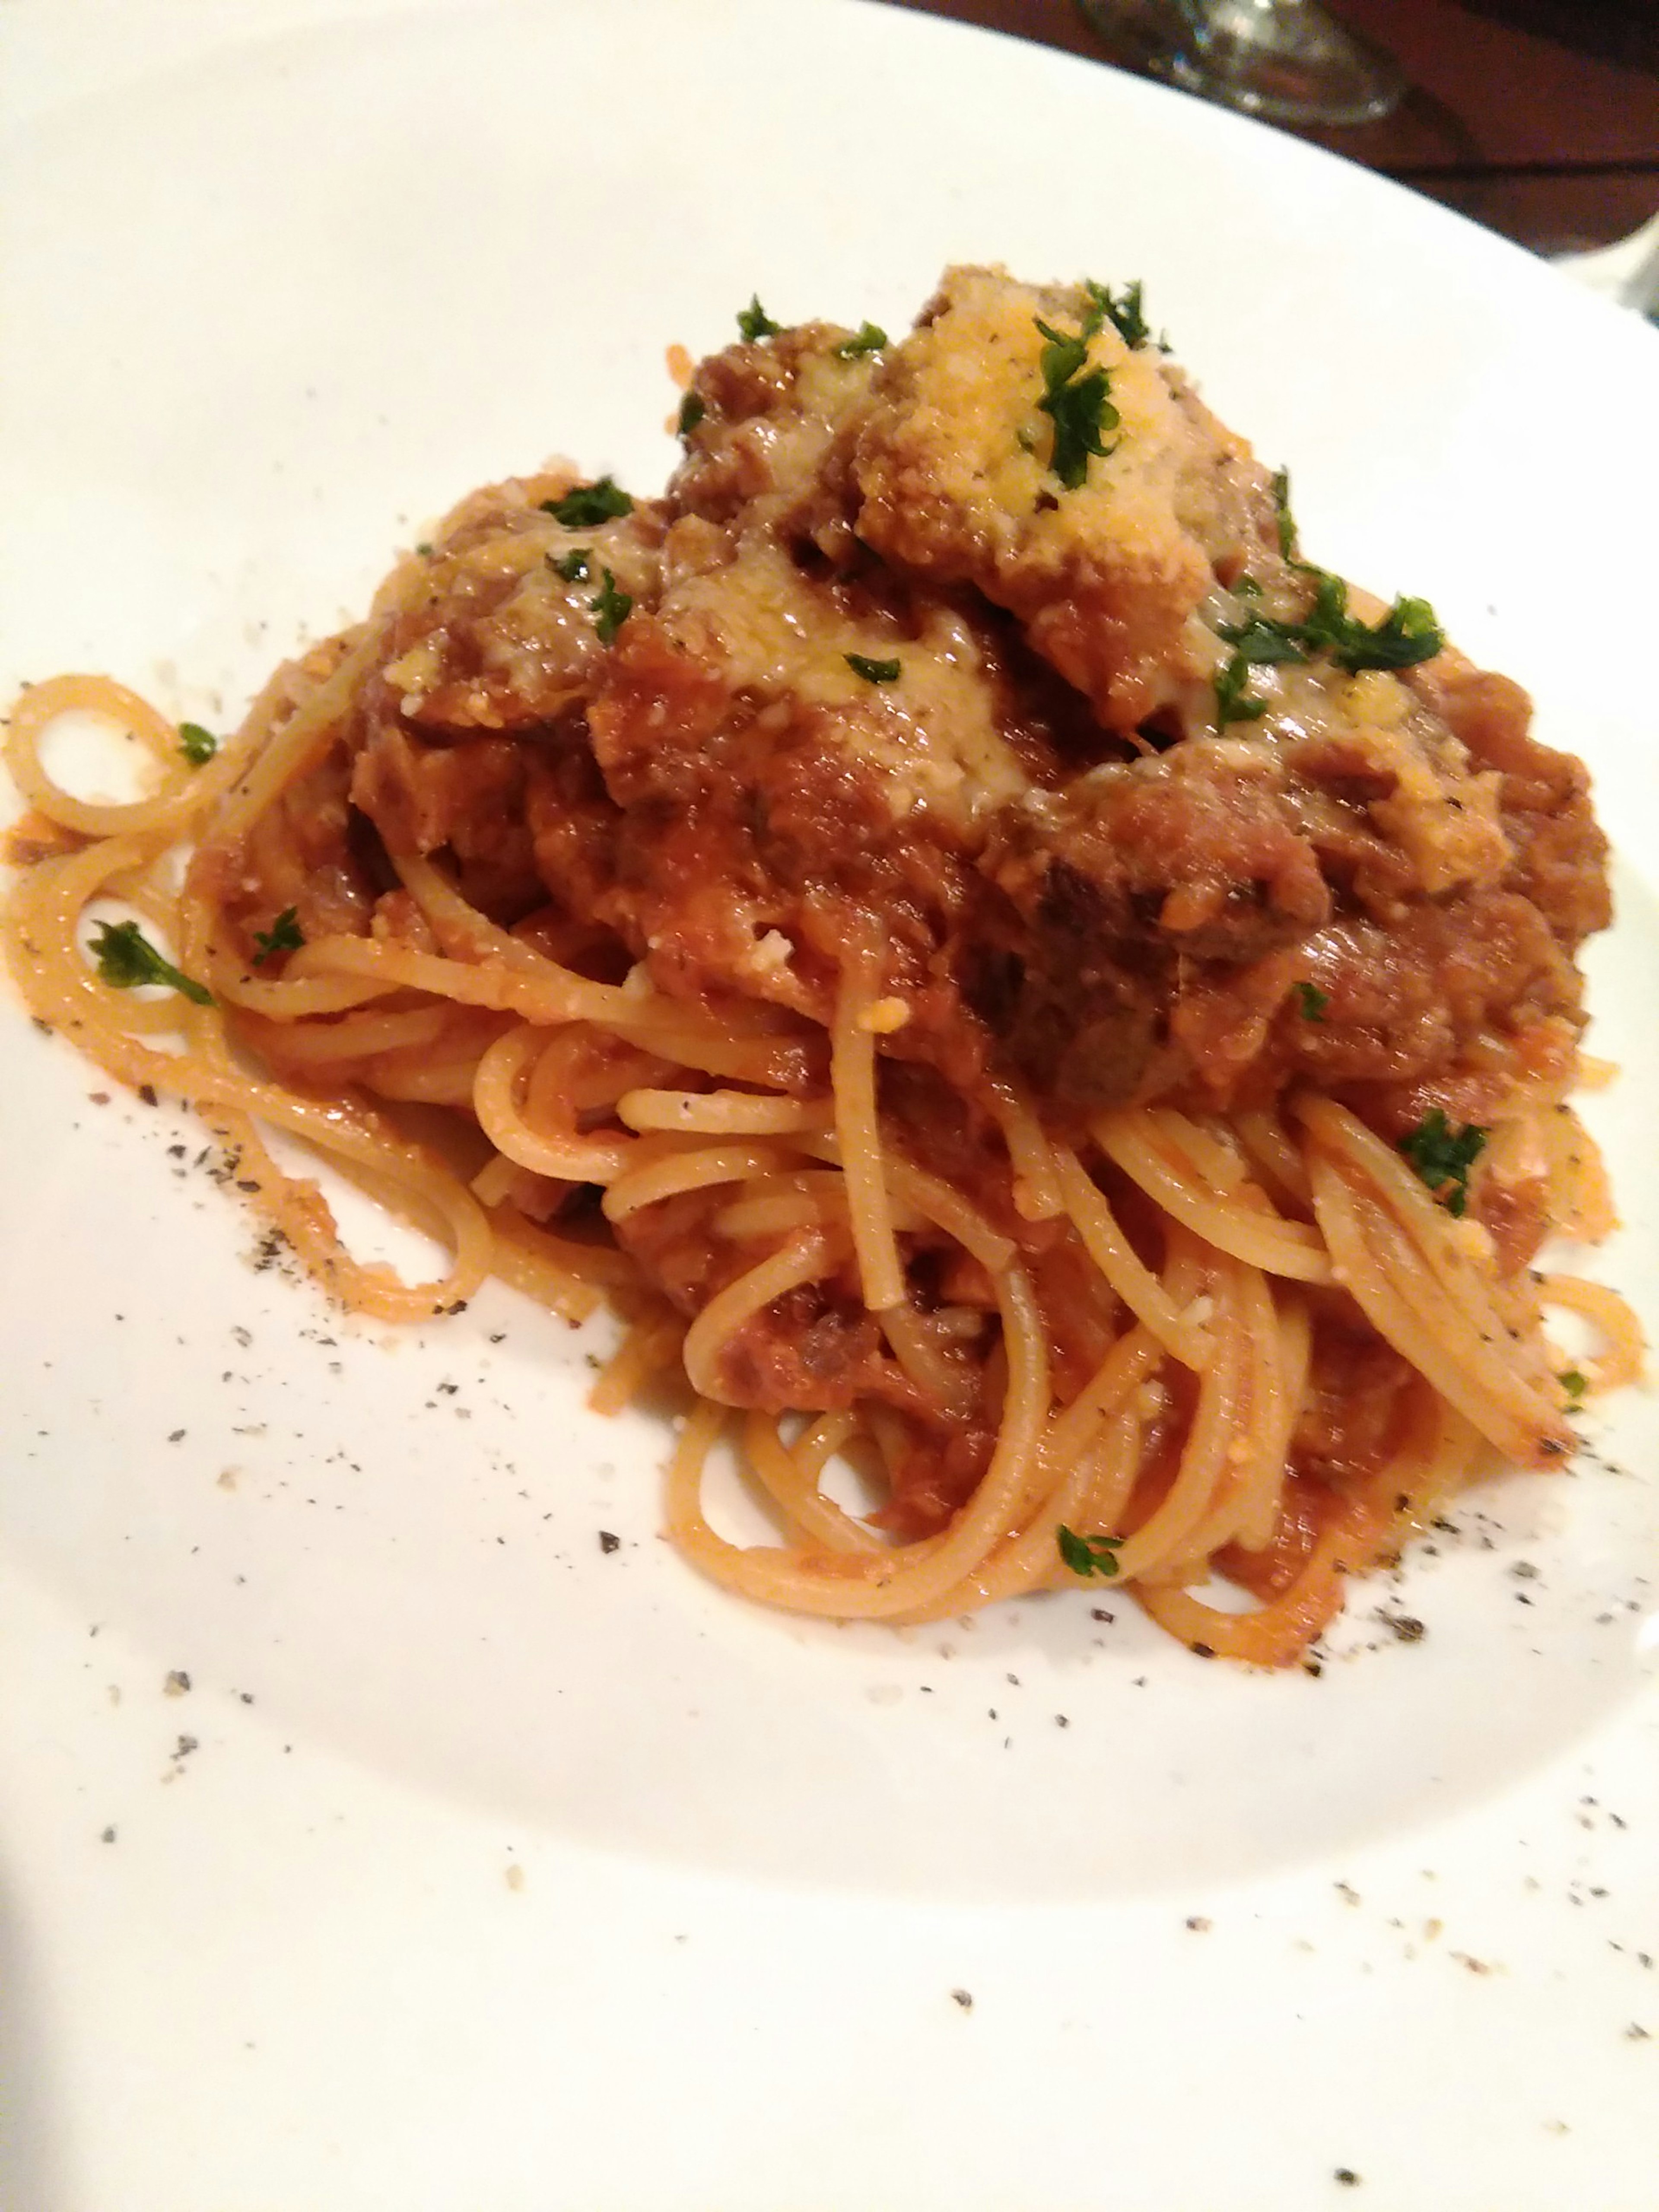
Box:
xmin=4 ymin=272 xmax=1641 ymax=1665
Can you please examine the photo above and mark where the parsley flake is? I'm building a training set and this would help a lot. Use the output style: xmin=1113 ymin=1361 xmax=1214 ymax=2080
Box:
xmin=677 ymin=391 xmax=706 ymax=437
xmin=1331 ymin=593 xmax=1444 ymax=673
xmin=1272 ymin=467 xmax=1300 ymax=560
xmin=1300 ymin=570 xmax=1351 ymax=643
xmin=1214 ymin=651 xmax=1268 ymax=724
xmin=1042 ymin=368 xmax=1116 ymax=489
xmin=1265 ymin=470 xmax=1439 ymax=671
xmin=1217 ymin=572 xmax=1444 ymax=680
xmin=1033 ymin=315 xmax=1119 ymax=492
xmin=1085 ymin=278 xmax=1152 ymax=350
xmin=90 ymin=919 xmax=212 ymax=1006
xmin=836 ymin=320 xmax=888 ymax=359
xmin=1217 ymin=610 xmax=1310 ymax=667
xmin=589 ymin=568 xmax=632 ymax=646
xmin=540 ymin=477 xmax=633 ymax=528
xmin=551 ymin=548 xmax=592 ymax=582
xmin=1294 ymin=981 xmax=1328 ymax=1021
xmin=737 ymin=296 xmax=782 ymax=342
xmin=1560 ymin=1368 xmax=1588 ymax=1402
xmin=1057 ymin=1524 xmax=1123 ymax=1580
xmin=1399 ymin=1109 xmax=1487 ymax=1218
xmin=251 ymin=907 xmax=305 ymax=965
xmin=845 ymin=653 xmax=901 ymax=684
xmin=177 ymin=721 xmax=219 ymax=766
xmin=1035 ymin=318 xmax=1087 ymax=387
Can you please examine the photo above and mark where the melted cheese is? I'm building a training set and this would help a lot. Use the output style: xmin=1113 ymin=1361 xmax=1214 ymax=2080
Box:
xmin=661 ymin=534 xmax=1030 ymax=832
xmin=850 ymin=267 xmax=1242 ymax=721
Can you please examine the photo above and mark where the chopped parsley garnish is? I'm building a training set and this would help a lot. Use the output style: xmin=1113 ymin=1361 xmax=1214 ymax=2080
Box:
xmin=1214 ymin=651 xmax=1268 ymax=724
xmin=677 ymin=391 xmax=706 ymax=436
xmin=1399 ymin=1109 xmax=1487 ymax=1218
xmin=1035 ymin=316 xmax=1089 ymax=392
xmin=1057 ymin=1524 xmax=1123 ymax=1580
xmin=845 ymin=652 xmax=901 ymax=683
xmin=1330 ymin=593 xmax=1444 ymax=673
xmin=589 ymin=568 xmax=632 ymax=645
xmin=1294 ymin=981 xmax=1329 ymax=1021
xmin=1299 ymin=569 xmax=1351 ymax=644
xmin=1217 ymin=610 xmax=1310 ymax=667
xmin=836 ymin=320 xmax=888 ymax=359
xmin=1264 ymin=476 xmax=1440 ymax=671
xmin=737 ymin=296 xmax=782 ymax=341
xmin=1085 ymin=278 xmax=1151 ymax=350
xmin=1218 ymin=572 xmax=1445 ymax=679
xmin=415 ymin=540 xmax=434 ymax=557
xmin=1560 ymin=1367 xmax=1588 ymax=1402
xmin=1033 ymin=315 xmax=1119 ymax=492
xmin=251 ymin=907 xmax=305 ymax=965
xmin=551 ymin=547 xmax=592 ymax=582
xmin=90 ymin=919 xmax=212 ymax=1005
xmin=1272 ymin=467 xmax=1300 ymax=560
xmin=177 ymin=722 xmax=219 ymax=766
xmin=540 ymin=477 xmax=632 ymax=528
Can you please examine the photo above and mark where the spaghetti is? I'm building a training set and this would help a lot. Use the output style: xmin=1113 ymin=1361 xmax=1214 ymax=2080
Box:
xmin=3 ymin=266 xmax=1640 ymax=1663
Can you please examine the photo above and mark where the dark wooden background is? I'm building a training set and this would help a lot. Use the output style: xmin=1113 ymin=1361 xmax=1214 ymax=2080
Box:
xmin=881 ymin=0 xmax=1659 ymax=254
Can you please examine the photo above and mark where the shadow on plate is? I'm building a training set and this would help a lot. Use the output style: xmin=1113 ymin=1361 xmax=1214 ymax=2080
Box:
xmin=0 ymin=1872 xmax=69 ymax=2212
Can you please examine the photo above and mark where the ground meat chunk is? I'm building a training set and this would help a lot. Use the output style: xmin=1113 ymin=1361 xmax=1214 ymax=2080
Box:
xmin=349 ymin=725 xmax=543 ymax=917
xmin=874 ymin=1421 xmax=995 ymax=1540
xmin=717 ymin=1284 xmax=890 ymax=1413
xmin=1292 ymin=1309 xmax=1416 ymax=1487
xmin=229 ymin=747 xmax=375 ymax=948
xmin=374 ymin=477 xmax=663 ymax=733
xmin=1278 ymin=668 xmax=1510 ymax=921
xmin=971 ymin=747 xmax=1331 ymax=1107
xmin=671 ymin=324 xmax=877 ymax=553
xmin=610 ymin=1188 xmax=893 ymax=1412
xmin=1004 ymin=753 xmax=1332 ymax=963
xmin=1282 ymin=893 xmax=1583 ymax=1089
xmin=1410 ymin=652 xmax=1610 ymax=947
xmin=577 ymin=522 xmax=1049 ymax=1066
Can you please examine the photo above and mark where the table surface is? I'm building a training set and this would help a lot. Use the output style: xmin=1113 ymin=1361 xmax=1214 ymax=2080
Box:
xmin=884 ymin=0 xmax=1659 ymax=254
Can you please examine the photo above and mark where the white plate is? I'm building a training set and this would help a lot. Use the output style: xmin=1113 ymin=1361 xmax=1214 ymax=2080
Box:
xmin=3 ymin=3 xmax=1657 ymax=2206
